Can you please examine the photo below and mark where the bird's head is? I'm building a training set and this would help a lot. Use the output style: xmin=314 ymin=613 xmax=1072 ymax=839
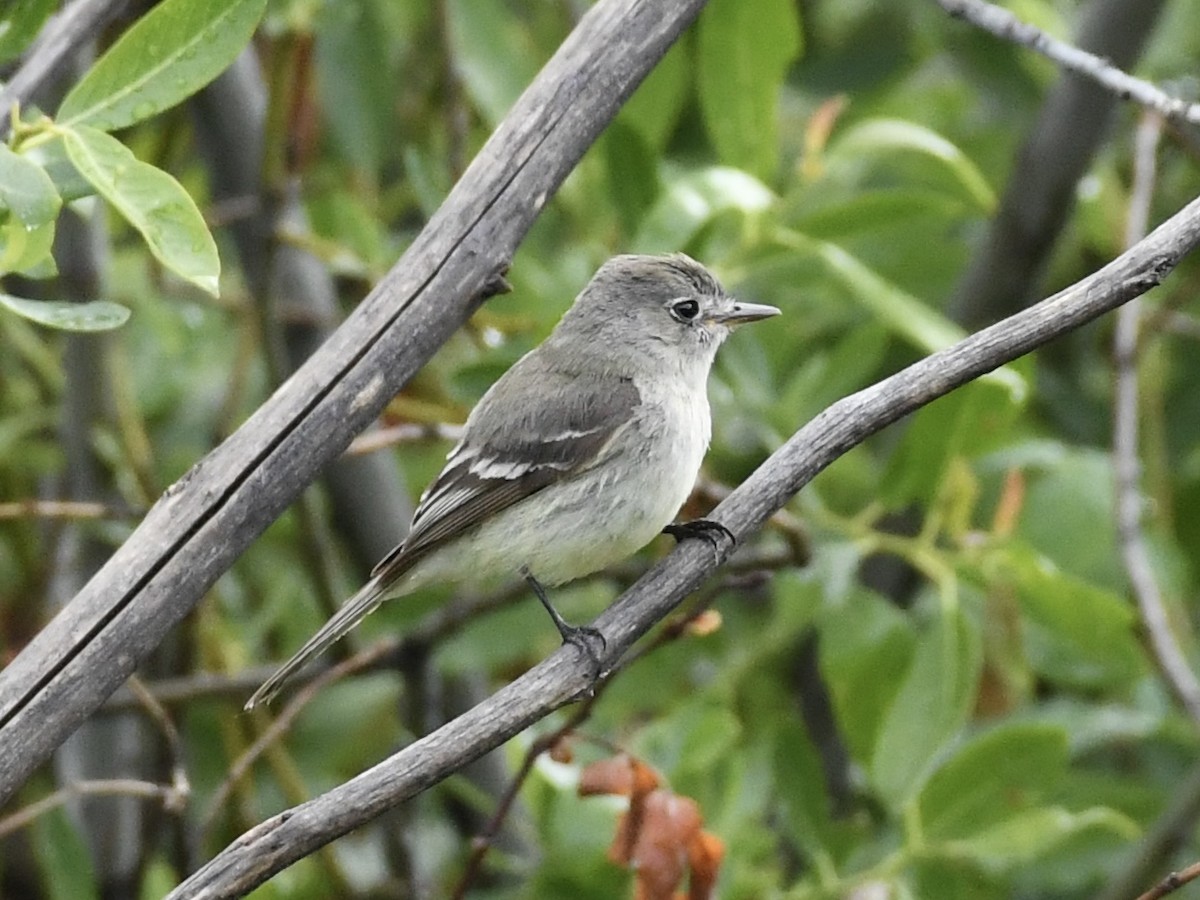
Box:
xmin=556 ymin=253 xmax=780 ymax=373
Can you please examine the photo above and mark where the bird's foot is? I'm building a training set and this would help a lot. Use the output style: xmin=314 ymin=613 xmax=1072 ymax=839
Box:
xmin=663 ymin=518 xmax=736 ymax=555
xmin=521 ymin=566 xmax=607 ymax=685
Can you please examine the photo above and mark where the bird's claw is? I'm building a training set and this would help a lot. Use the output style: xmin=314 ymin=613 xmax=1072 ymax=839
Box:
xmin=663 ymin=518 xmax=736 ymax=554
xmin=559 ymin=624 xmax=607 ymax=687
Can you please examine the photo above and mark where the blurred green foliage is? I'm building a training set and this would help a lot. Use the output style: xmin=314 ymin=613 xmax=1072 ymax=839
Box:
xmin=4 ymin=0 xmax=1200 ymax=897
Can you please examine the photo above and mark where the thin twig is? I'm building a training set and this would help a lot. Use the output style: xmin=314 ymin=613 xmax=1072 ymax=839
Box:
xmin=1135 ymin=860 xmax=1200 ymax=900
xmin=1096 ymin=762 xmax=1200 ymax=900
xmin=935 ymin=0 xmax=1200 ymax=125
xmin=199 ymin=637 xmax=400 ymax=842
xmin=101 ymin=582 xmax=549 ymax=713
xmin=1111 ymin=113 xmax=1200 ymax=723
xmin=104 ymin=669 xmax=274 ymax=711
xmin=0 ymin=779 xmax=181 ymax=839
xmin=346 ymin=422 xmax=465 ymax=456
xmin=125 ymin=675 xmax=190 ymax=814
xmin=0 ymin=499 xmax=139 ymax=521
xmin=198 ymin=574 xmax=542 ymax=839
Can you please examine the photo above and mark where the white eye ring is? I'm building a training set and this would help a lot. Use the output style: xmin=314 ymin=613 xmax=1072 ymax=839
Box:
xmin=670 ymin=298 xmax=701 ymax=322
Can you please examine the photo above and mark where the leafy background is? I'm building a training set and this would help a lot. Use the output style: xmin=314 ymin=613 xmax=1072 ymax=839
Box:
xmin=3 ymin=0 xmax=1200 ymax=897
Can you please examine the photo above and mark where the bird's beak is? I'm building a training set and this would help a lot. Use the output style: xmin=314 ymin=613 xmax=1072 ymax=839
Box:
xmin=708 ymin=301 xmax=781 ymax=326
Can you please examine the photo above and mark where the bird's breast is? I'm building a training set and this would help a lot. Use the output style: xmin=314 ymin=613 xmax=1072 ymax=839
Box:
xmin=618 ymin=379 xmax=711 ymax=525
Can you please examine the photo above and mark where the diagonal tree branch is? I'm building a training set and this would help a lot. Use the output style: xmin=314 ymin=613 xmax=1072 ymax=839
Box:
xmin=936 ymin=0 xmax=1200 ymax=125
xmin=170 ymin=191 xmax=1200 ymax=899
xmin=0 ymin=0 xmax=710 ymax=802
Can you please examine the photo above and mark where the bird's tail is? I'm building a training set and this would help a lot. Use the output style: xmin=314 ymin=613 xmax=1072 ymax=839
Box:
xmin=244 ymin=574 xmax=393 ymax=710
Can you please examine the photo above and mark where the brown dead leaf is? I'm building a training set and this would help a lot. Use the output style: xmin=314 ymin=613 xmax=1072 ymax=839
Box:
xmin=581 ymin=754 xmax=725 ymax=897
xmin=630 ymin=790 xmax=702 ymax=900
xmin=686 ymin=830 xmax=725 ymax=900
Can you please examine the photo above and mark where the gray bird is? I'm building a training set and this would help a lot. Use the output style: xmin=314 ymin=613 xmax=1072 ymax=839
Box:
xmin=246 ymin=253 xmax=779 ymax=709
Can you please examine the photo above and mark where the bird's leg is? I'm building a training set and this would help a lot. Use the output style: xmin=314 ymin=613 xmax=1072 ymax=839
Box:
xmin=520 ymin=566 xmax=607 ymax=677
xmin=663 ymin=519 xmax=736 ymax=555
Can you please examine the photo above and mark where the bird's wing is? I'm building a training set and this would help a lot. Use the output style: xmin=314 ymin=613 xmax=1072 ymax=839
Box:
xmin=371 ymin=370 xmax=642 ymax=582
xmin=246 ymin=371 xmax=640 ymax=710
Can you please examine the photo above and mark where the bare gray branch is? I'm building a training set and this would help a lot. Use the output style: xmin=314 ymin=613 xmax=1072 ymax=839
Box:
xmin=936 ymin=0 xmax=1200 ymax=125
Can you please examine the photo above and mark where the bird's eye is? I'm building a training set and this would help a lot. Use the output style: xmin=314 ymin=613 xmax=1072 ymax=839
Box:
xmin=670 ymin=298 xmax=701 ymax=322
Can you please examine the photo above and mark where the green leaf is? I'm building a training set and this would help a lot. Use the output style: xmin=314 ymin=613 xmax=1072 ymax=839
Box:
xmin=0 ymin=293 xmax=131 ymax=331
xmin=305 ymin=186 xmax=394 ymax=276
xmin=870 ymin=605 xmax=981 ymax=811
xmin=920 ymin=722 xmax=1068 ymax=839
xmin=777 ymin=226 xmax=962 ymax=352
xmin=818 ymin=585 xmax=915 ymax=762
xmin=788 ymin=188 xmax=976 ymax=240
xmin=829 ymin=119 xmax=996 ymax=213
xmin=0 ymin=144 xmax=60 ymax=275
xmin=0 ymin=218 xmax=57 ymax=277
xmin=636 ymin=698 xmax=743 ymax=777
xmin=445 ymin=0 xmax=541 ymax=125
xmin=138 ymin=856 xmax=180 ymax=899
xmin=697 ymin=0 xmax=802 ymax=178
xmin=25 ymin=136 xmax=95 ymax=203
xmin=1020 ymin=698 xmax=1160 ymax=756
xmin=774 ymin=226 xmax=1027 ymax=395
xmin=996 ymin=542 xmax=1143 ymax=689
xmin=774 ymin=718 xmax=834 ymax=856
xmin=314 ymin=0 xmax=393 ymax=176
xmin=618 ymin=39 xmax=689 ymax=150
xmin=911 ymin=859 xmax=1008 ymax=900
xmin=880 ymin=372 xmax=1028 ymax=508
xmin=778 ymin=321 xmax=891 ymax=425
xmin=32 ymin=808 xmax=100 ymax=900
xmin=633 ymin=167 xmax=775 ymax=253
xmin=602 ymin=121 xmax=660 ymax=236
xmin=0 ymin=0 xmax=57 ymax=64
xmin=57 ymin=0 xmax=267 ymax=131
xmin=943 ymin=807 xmax=1138 ymax=874
xmin=1017 ymin=449 xmax=1123 ymax=587
xmin=0 ymin=144 xmax=62 ymax=226
xmin=61 ymin=124 xmax=220 ymax=296
xmin=0 ymin=145 xmax=61 ymax=277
